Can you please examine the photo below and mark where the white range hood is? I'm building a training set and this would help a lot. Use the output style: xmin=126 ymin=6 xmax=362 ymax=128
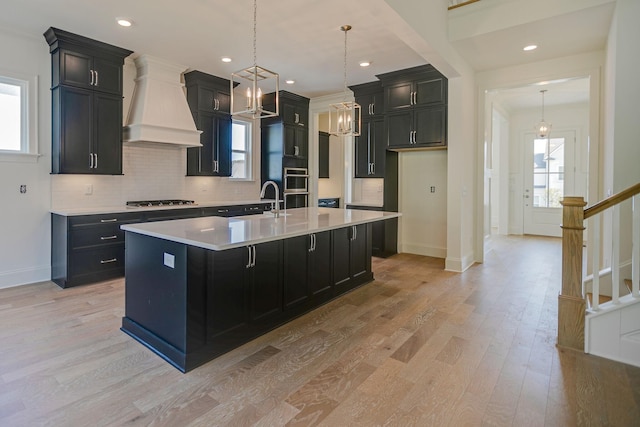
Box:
xmin=123 ymin=54 xmax=202 ymax=147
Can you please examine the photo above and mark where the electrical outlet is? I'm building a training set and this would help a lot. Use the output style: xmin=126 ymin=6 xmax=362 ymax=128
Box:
xmin=430 ymin=186 xmax=435 ymax=193
xmin=19 ymin=184 xmax=27 ymax=194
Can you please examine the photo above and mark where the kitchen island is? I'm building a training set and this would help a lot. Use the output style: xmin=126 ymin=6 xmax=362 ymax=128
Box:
xmin=120 ymin=207 xmax=400 ymax=372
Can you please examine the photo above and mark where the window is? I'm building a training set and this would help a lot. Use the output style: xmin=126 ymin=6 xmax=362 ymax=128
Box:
xmin=231 ymin=120 xmax=252 ymax=179
xmin=0 ymin=72 xmax=38 ymax=161
xmin=532 ymin=137 xmax=565 ymax=208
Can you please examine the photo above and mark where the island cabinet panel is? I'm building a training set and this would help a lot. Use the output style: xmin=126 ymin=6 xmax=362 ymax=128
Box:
xmin=283 ymin=231 xmax=332 ymax=311
xmin=332 ymin=223 xmax=373 ymax=294
xmin=207 ymin=246 xmax=250 ymax=345
xmin=121 ymin=223 xmax=376 ymax=372
xmin=247 ymin=241 xmax=283 ymax=324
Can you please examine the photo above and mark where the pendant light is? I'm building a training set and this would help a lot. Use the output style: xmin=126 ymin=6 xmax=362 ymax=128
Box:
xmin=329 ymin=25 xmax=361 ymax=137
xmin=535 ymin=89 xmax=551 ymax=138
xmin=230 ymin=0 xmax=279 ymax=119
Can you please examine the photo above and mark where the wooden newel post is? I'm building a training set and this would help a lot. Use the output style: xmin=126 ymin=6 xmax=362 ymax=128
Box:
xmin=558 ymin=196 xmax=587 ymax=350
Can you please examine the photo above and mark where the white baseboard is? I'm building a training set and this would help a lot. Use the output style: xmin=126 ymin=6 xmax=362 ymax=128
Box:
xmin=0 ymin=266 xmax=51 ymax=289
xmin=400 ymin=243 xmax=446 ymax=259
xmin=445 ymin=252 xmax=475 ymax=273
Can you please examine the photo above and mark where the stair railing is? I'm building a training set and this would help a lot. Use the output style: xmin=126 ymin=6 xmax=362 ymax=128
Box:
xmin=448 ymin=0 xmax=480 ymax=10
xmin=558 ymin=182 xmax=640 ymax=351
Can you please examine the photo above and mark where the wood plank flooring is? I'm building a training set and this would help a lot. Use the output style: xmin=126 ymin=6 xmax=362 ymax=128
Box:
xmin=1 ymin=235 xmax=640 ymax=426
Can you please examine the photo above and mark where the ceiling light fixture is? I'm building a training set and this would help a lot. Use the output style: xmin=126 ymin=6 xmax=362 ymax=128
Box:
xmin=116 ymin=18 xmax=133 ymax=27
xmin=523 ymin=44 xmax=537 ymax=51
xmin=535 ymin=89 xmax=551 ymax=138
xmin=329 ymin=25 xmax=361 ymax=137
xmin=285 ymin=79 xmax=295 ymax=85
xmin=221 ymin=57 xmax=232 ymax=63
xmin=230 ymin=0 xmax=279 ymax=119
xmin=359 ymin=61 xmax=371 ymax=67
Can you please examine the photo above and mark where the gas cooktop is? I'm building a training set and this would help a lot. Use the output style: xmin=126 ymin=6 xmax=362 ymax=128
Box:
xmin=126 ymin=199 xmax=196 ymax=208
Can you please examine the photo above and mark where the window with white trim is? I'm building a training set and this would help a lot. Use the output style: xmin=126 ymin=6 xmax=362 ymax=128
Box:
xmin=0 ymin=72 xmax=38 ymax=160
xmin=231 ymin=120 xmax=252 ymax=179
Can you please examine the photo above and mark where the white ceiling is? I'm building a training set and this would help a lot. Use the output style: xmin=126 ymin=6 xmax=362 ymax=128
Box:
xmin=0 ymin=0 xmax=615 ymax=102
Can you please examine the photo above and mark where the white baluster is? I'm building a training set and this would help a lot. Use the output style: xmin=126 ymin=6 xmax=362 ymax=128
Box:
xmin=612 ymin=204 xmax=620 ymax=304
xmin=592 ymin=215 xmax=601 ymax=310
xmin=633 ymin=194 xmax=640 ymax=298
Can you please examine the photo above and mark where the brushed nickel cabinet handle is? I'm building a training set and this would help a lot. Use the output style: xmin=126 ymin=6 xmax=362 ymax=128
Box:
xmin=100 ymin=258 xmax=117 ymax=264
xmin=100 ymin=235 xmax=118 ymax=240
xmin=100 ymin=219 xmax=118 ymax=223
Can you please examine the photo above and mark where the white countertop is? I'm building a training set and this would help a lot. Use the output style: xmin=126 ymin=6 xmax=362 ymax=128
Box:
xmin=121 ymin=207 xmax=401 ymax=251
xmin=50 ymin=199 xmax=278 ymax=216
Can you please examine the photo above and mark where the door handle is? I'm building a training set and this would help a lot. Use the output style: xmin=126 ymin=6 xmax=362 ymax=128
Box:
xmin=89 ymin=70 xmax=94 ymax=86
xmin=89 ymin=152 xmax=94 ymax=169
xmin=252 ymin=246 xmax=256 ymax=267
xmin=246 ymin=246 xmax=252 ymax=269
xmin=94 ymin=153 xmax=98 ymax=169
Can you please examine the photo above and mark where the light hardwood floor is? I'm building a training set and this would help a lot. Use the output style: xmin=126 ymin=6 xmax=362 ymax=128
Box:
xmin=1 ymin=235 xmax=639 ymax=426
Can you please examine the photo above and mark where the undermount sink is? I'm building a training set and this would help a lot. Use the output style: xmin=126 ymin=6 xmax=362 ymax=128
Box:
xmin=262 ymin=211 xmax=291 ymax=218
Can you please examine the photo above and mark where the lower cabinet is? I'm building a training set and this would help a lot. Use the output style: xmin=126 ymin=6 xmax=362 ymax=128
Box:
xmin=52 ymin=203 xmax=273 ymax=288
xmin=121 ymin=223 xmax=375 ymax=372
xmin=206 ymin=240 xmax=282 ymax=352
xmin=52 ymin=212 xmax=143 ymax=288
xmin=332 ymin=223 xmax=372 ymax=294
xmin=283 ymin=231 xmax=332 ymax=311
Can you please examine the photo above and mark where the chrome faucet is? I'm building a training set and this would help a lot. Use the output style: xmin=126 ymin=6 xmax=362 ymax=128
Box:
xmin=260 ymin=180 xmax=280 ymax=217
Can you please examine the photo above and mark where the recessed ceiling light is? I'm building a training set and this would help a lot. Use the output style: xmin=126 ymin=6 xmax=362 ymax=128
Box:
xmin=285 ymin=79 xmax=295 ymax=85
xmin=116 ymin=18 xmax=133 ymax=27
xmin=523 ymin=45 xmax=537 ymax=51
xmin=359 ymin=61 xmax=371 ymax=67
xmin=221 ymin=57 xmax=232 ymax=63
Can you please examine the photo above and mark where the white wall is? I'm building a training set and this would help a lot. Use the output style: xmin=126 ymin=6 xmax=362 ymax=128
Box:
xmin=601 ymin=0 xmax=640 ymax=269
xmin=399 ymin=150 xmax=448 ymax=257
xmin=382 ymin=0 xmax=478 ymax=271
xmin=0 ymin=29 xmax=51 ymax=289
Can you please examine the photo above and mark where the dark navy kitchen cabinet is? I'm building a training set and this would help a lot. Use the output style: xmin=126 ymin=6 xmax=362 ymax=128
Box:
xmin=184 ymin=70 xmax=233 ymax=177
xmin=45 ymin=27 xmax=132 ymax=175
xmin=378 ymin=65 xmax=448 ymax=150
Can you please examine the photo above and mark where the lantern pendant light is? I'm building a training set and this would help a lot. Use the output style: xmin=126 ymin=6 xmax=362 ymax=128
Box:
xmin=329 ymin=25 xmax=361 ymax=137
xmin=230 ymin=0 xmax=279 ymax=119
xmin=535 ymin=89 xmax=551 ymax=138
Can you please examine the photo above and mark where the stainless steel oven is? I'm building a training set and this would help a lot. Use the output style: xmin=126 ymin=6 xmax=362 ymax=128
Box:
xmin=283 ymin=167 xmax=308 ymax=208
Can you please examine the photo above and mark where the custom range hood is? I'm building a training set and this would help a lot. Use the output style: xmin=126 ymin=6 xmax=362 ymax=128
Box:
xmin=123 ymin=54 xmax=201 ymax=147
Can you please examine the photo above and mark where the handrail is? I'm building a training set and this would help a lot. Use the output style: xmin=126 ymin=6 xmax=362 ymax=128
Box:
xmin=558 ymin=181 xmax=640 ymax=352
xmin=448 ymin=0 xmax=480 ymax=10
xmin=585 ymin=183 xmax=640 ymax=219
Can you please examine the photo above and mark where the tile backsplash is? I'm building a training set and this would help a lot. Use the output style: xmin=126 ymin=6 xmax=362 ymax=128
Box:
xmin=351 ymin=178 xmax=384 ymax=206
xmin=51 ymin=143 xmax=260 ymax=209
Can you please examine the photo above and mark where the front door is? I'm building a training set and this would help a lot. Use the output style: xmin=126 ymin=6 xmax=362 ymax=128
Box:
xmin=523 ymin=130 xmax=581 ymax=237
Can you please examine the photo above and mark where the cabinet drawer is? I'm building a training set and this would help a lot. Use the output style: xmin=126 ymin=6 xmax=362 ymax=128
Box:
xmin=70 ymin=224 xmax=124 ymax=249
xmin=69 ymin=213 xmax=143 ymax=228
xmin=70 ymin=246 xmax=124 ymax=277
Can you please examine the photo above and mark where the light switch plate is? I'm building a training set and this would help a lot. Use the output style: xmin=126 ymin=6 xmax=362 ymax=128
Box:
xmin=163 ymin=253 xmax=175 ymax=269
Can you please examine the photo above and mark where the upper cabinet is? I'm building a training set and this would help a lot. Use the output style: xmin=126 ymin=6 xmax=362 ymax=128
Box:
xmin=350 ymin=81 xmax=385 ymax=178
xmin=44 ymin=27 xmax=132 ymax=175
xmin=184 ymin=70 xmax=233 ymax=177
xmin=318 ymin=131 xmax=330 ymax=179
xmin=261 ymin=91 xmax=310 ymax=160
xmin=351 ymin=81 xmax=385 ymax=119
xmin=378 ymin=65 xmax=448 ymax=150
